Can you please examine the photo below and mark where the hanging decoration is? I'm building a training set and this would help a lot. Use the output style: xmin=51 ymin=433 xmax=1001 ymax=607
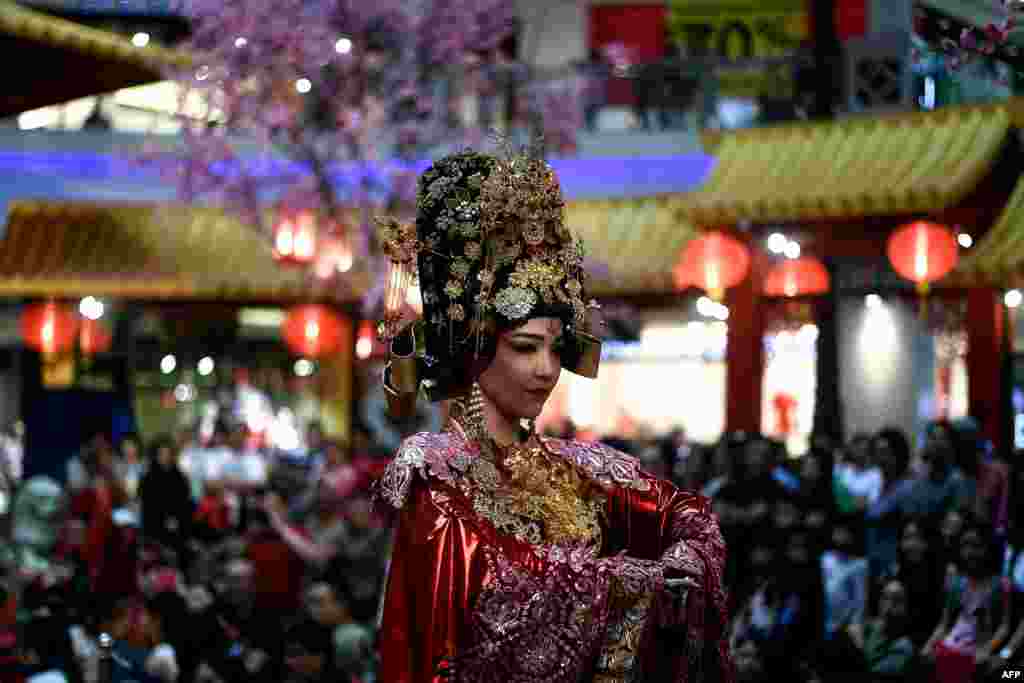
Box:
xmin=20 ymin=302 xmax=79 ymax=355
xmin=282 ymin=305 xmax=345 ymax=358
xmin=79 ymin=318 xmax=113 ymax=356
xmin=886 ymin=220 xmax=959 ymax=294
xmin=673 ymin=230 xmax=750 ymax=301
xmin=764 ymin=257 xmax=830 ymax=298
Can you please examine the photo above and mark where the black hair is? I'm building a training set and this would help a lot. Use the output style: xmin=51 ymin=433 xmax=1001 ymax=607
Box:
xmin=148 ymin=434 xmax=176 ymax=462
xmin=873 ymin=426 xmax=911 ymax=473
xmin=959 ymin=513 xmax=1002 ymax=575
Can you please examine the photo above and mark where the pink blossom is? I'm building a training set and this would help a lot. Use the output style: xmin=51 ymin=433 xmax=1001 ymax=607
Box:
xmin=159 ymin=0 xmax=582 ymax=313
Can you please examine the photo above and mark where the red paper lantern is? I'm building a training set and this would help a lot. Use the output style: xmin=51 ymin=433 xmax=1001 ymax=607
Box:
xmin=673 ymin=230 xmax=751 ymax=300
xmin=764 ymin=257 xmax=831 ymax=298
xmin=20 ymin=302 xmax=79 ymax=354
xmin=282 ymin=305 xmax=345 ymax=357
xmin=79 ymin=318 xmax=113 ymax=356
xmin=273 ymin=209 xmax=318 ymax=265
xmin=886 ymin=220 xmax=959 ymax=293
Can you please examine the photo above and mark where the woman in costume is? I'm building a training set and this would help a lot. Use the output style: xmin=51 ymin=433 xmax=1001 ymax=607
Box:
xmin=373 ymin=143 xmax=732 ymax=683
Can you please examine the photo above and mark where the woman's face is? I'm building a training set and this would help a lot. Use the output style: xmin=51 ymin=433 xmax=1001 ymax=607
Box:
xmin=478 ymin=317 xmax=563 ymax=421
xmin=800 ymin=454 xmax=822 ymax=483
xmin=785 ymin=536 xmax=811 ymax=568
xmin=156 ymin=445 xmax=175 ymax=467
xmin=960 ymin=528 xmax=989 ymax=574
xmin=900 ymin=522 xmax=928 ymax=564
xmin=325 ymin=443 xmax=348 ymax=467
xmin=743 ymin=440 xmax=772 ymax=479
xmin=878 ymin=580 xmax=908 ymax=624
xmin=941 ymin=509 xmax=964 ymax=547
xmin=122 ymin=439 xmax=140 ymax=463
xmin=750 ymin=546 xmax=775 ymax=584
xmin=923 ymin=428 xmax=955 ymax=476
xmin=773 ymin=501 xmax=799 ymax=531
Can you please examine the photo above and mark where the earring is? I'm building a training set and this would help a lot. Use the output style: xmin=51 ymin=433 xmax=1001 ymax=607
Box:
xmin=453 ymin=382 xmax=488 ymax=443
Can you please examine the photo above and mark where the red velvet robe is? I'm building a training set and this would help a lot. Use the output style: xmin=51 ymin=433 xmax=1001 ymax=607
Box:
xmin=376 ymin=425 xmax=732 ymax=683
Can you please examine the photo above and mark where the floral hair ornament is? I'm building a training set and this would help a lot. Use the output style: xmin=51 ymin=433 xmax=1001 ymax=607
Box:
xmin=377 ymin=131 xmax=603 ymax=419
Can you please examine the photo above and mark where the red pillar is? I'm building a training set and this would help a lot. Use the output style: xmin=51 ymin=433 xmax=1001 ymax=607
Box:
xmin=725 ymin=244 xmax=766 ymax=433
xmin=966 ymin=288 xmax=1005 ymax=450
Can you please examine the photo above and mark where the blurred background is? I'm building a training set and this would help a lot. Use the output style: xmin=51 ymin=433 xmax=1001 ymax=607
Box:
xmin=0 ymin=0 xmax=1023 ymax=682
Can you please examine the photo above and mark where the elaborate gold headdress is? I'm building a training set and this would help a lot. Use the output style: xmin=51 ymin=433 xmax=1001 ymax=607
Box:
xmin=377 ymin=138 xmax=601 ymax=416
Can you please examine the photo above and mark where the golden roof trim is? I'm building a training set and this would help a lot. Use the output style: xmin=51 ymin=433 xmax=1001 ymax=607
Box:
xmin=0 ymin=197 xmax=698 ymax=300
xmin=687 ymin=104 xmax=1012 ymax=224
xmin=0 ymin=0 xmax=190 ymax=68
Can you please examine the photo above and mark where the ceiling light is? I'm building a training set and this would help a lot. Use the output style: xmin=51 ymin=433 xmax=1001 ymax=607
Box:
xmin=767 ymin=233 xmax=788 ymax=254
xmin=197 ymin=356 xmax=215 ymax=376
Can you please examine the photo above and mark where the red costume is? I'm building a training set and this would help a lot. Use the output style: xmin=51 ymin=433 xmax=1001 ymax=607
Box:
xmin=377 ymin=419 xmax=731 ymax=682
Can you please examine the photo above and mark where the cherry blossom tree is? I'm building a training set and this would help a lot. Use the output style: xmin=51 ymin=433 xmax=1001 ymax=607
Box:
xmin=915 ymin=0 xmax=1019 ymax=76
xmin=163 ymin=0 xmax=524 ymax=307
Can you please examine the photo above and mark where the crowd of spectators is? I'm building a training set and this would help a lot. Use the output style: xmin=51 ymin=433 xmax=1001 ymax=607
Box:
xmin=1 ymin=421 xmax=388 ymax=683
xmin=574 ymin=417 xmax=1016 ymax=683
xmin=3 ymin=410 xmax=1017 ymax=682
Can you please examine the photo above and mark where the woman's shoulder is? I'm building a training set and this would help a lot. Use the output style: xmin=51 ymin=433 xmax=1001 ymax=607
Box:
xmin=541 ymin=437 xmax=653 ymax=493
xmin=375 ymin=431 xmax=468 ymax=510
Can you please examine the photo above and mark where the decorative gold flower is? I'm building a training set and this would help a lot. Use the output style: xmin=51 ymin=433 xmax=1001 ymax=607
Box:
xmin=494 ymin=286 xmax=537 ymax=320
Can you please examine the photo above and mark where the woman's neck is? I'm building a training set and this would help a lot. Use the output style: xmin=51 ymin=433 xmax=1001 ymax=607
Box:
xmin=481 ymin=395 xmax=524 ymax=446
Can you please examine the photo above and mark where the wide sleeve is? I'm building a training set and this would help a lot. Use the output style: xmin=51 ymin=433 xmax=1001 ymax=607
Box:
xmin=604 ymin=472 xmax=733 ymax=683
xmin=378 ymin=477 xmax=490 ymax=683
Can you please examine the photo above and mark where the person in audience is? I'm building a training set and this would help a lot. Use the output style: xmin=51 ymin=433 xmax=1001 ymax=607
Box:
xmin=731 ymin=634 xmax=766 ymax=683
xmin=304 ymin=580 xmax=376 ymax=682
xmin=715 ymin=434 xmax=790 ymax=588
xmin=865 ymin=427 xmax=917 ymax=578
xmin=140 ymin=435 xmax=193 ymax=560
xmin=845 ymin=577 xmax=918 ymax=681
xmin=950 ymin=418 xmax=1010 ymax=535
xmin=923 ymin=516 xmax=1010 ymax=683
xmin=193 ymin=479 xmax=231 ymax=543
xmin=264 ymin=467 xmax=356 ymax=577
xmin=797 ymin=441 xmax=836 ymax=537
xmin=117 ymin=434 xmax=146 ymax=506
xmin=283 ymin=618 xmax=335 ymax=683
xmin=822 ymin=513 xmax=869 ymax=641
xmin=836 ymin=434 xmax=883 ymax=511
xmin=940 ymin=506 xmax=967 ymax=568
xmin=879 ymin=516 xmax=948 ymax=647
xmin=907 ymin=421 xmax=972 ymax=518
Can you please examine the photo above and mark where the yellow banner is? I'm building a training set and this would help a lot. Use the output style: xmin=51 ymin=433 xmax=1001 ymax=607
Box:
xmin=668 ymin=1 xmax=809 ymax=97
